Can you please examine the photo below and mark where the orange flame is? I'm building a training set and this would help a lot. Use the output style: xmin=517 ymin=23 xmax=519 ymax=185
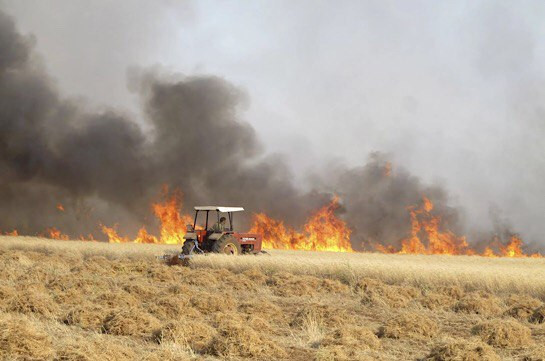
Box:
xmin=134 ymin=227 xmax=159 ymax=244
xmin=496 ymin=235 xmax=541 ymax=258
xmin=499 ymin=235 xmax=524 ymax=257
xmin=151 ymin=187 xmax=192 ymax=244
xmin=79 ymin=234 xmax=97 ymax=242
xmin=371 ymin=197 xmax=541 ymax=258
xmin=47 ymin=227 xmax=70 ymax=240
xmin=250 ymin=197 xmax=353 ymax=252
xmin=101 ymin=186 xmax=191 ymax=244
xmin=398 ymin=197 xmax=471 ymax=255
xmin=100 ymin=224 xmax=129 ymax=243
xmin=4 ymin=184 xmax=541 ymax=258
xmin=5 ymin=230 xmax=18 ymax=236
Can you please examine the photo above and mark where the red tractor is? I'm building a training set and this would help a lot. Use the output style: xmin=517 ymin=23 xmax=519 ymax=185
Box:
xmin=180 ymin=206 xmax=263 ymax=258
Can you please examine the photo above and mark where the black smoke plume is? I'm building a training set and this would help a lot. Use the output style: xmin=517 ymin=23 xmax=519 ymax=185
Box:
xmin=0 ymin=10 xmax=329 ymax=238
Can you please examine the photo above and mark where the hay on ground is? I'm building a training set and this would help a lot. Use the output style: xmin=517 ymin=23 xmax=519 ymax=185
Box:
xmin=321 ymin=326 xmax=380 ymax=349
xmin=190 ymin=292 xmax=236 ymax=314
xmin=93 ymin=291 xmax=139 ymax=308
xmin=453 ymin=293 xmax=503 ymax=316
xmin=0 ymin=313 xmax=54 ymax=361
xmin=420 ymin=291 xmax=457 ymax=310
xmin=529 ymin=306 xmax=545 ymax=324
xmin=520 ymin=346 xmax=545 ymax=361
xmin=206 ymin=318 xmax=286 ymax=358
xmin=425 ymin=337 xmax=500 ymax=361
xmin=504 ymin=294 xmax=542 ymax=321
xmin=314 ymin=345 xmax=376 ymax=361
xmin=378 ymin=311 xmax=438 ymax=339
xmin=238 ymin=299 xmax=286 ymax=325
xmin=55 ymin=335 xmax=137 ymax=361
xmin=471 ymin=319 xmax=532 ymax=348
xmin=122 ymin=282 xmax=159 ymax=298
xmin=6 ymin=287 xmax=59 ymax=318
xmin=357 ymin=279 xmax=421 ymax=308
xmin=241 ymin=267 xmax=268 ymax=285
xmin=63 ymin=303 xmax=109 ymax=332
xmin=140 ymin=346 xmax=193 ymax=361
xmin=102 ymin=308 xmax=161 ymax=337
xmin=185 ymin=269 xmax=220 ymax=287
xmin=145 ymin=294 xmax=195 ymax=320
xmin=153 ymin=320 xmax=216 ymax=352
xmin=436 ymin=286 xmax=465 ymax=300
xmin=291 ymin=303 xmax=347 ymax=328
xmin=268 ymin=272 xmax=349 ymax=297
xmin=0 ymin=284 xmax=17 ymax=311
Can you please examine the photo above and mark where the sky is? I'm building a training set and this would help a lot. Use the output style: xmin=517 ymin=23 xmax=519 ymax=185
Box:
xmin=1 ymin=0 xmax=544 ymax=242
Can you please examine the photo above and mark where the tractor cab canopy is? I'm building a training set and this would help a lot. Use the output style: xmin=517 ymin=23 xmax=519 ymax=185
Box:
xmin=194 ymin=206 xmax=244 ymax=212
xmin=191 ymin=206 xmax=244 ymax=231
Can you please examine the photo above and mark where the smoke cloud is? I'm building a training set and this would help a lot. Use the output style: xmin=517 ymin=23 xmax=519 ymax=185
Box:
xmin=0 ymin=5 xmax=539 ymax=251
xmin=0 ymin=9 xmax=329 ymax=238
xmin=326 ymin=153 xmax=464 ymax=250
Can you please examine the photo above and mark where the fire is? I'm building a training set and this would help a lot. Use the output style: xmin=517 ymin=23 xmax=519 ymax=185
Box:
xmin=3 ymin=184 xmax=541 ymax=257
xmin=485 ymin=234 xmax=541 ymax=258
xmin=100 ymin=224 xmax=129 ymax=243
xmin=371 ymin=197 xmax=541 ymax=258
xmin=79 ymin=234 xmax=97 ymax=242
xmin=500 ymin=235 xmax=524 ymax=257
xmin=101 ymin=186 xmax=191 ymax=244
xmin=250 ymin=197 xmax=353 ymax=252
xmin=398 ymin=197 xmax=472 ymax=255
xmin=151 ymin=187 xmax=192 ymax=244
xmin=47 ymin=227 xmax=69 ymax=240
xmin=133 ymin=227 xmax=158 ymax=244
xmin=482 ymin=247 xmax=496 ymax=258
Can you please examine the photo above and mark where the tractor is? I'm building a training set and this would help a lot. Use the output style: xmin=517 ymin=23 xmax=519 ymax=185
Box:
xmin=180 ymin=206 xmax=263 ymax=259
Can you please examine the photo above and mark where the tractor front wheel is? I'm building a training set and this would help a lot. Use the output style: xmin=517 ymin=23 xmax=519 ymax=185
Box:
xmin=212 ymin=236 xmax=242 ymax=255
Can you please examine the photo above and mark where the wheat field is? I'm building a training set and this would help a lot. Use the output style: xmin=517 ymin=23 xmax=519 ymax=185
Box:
xmin=1 ymin=235 xmax=544 ymax=360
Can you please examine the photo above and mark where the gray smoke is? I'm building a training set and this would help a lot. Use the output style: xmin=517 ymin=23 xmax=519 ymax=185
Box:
xmin=324 ymin=153 xmax=464 ymax=251
xmin=0 ymin=9 xmax=328 ymax=238
xmin=0 ymin=8 xmax=536 ymax=252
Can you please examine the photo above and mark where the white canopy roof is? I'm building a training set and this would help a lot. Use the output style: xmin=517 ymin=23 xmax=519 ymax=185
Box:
xmin=194 ymin=206 xmax=244 ymax=212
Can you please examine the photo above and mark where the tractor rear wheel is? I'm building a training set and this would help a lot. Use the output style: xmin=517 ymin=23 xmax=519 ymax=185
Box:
xmin=212 ymin=235 xmax=241 ymax=255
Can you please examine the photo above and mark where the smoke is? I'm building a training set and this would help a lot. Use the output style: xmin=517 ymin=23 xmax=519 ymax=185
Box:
xmin=0 ymin=9 xmax=328 ymax=238
xmin=0 ymin=6 xmax=539 ymax=251
xmin=321 ymin=153 xmax=463 ymax=251
xmin=135 ymin=71 xmax=330 ymax=227
xmin=0 ymin=9 xmax=151 ymax=235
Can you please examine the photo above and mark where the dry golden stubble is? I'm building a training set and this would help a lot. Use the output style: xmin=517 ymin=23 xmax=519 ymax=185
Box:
xmin=471 ymin=319 xmax=533 ymax=348
xmin=425 ymin=337 xmax=500 ymax=361
xmin=452 ymin=293 xmax=503 ymax=317
xmin=0 ymin=313 xmax=55 ymax=361
xmin=377 ymin=311 xmax=439 ymax=339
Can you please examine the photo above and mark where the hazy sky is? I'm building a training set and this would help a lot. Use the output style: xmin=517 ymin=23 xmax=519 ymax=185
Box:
xmin=1 ymin=0 xmax=544 ymax=241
